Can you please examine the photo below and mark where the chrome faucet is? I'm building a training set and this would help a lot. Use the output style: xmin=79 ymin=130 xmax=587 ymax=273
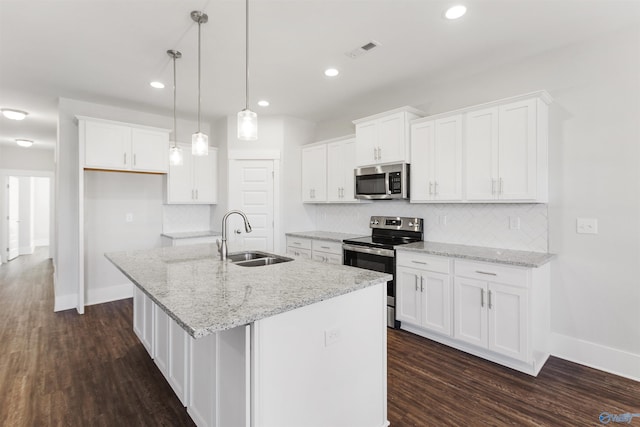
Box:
xmin=217 ymin=210 xmax=252 ymax=260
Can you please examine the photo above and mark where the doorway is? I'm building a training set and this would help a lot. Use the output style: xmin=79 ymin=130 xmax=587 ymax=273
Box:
xmin=227 ymin=157 xmax=279 ymax=252
xmin=1 ymin=172 xmax=53 ymax=264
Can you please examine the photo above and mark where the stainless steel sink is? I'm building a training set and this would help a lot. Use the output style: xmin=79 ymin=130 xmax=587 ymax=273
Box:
xmin=231 ymin=253 xmax=293 ymax=267
xmin=227 ymin=251 xmax=269 ymax=262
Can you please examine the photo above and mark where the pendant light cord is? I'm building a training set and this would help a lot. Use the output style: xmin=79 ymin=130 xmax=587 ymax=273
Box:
xmin=245 ymin=0 xmax=249 ymax=110
xmin=172 ymin=54 xmax=177 ymax=146
xmin=197 ymin=18 xmax=202 ymax=132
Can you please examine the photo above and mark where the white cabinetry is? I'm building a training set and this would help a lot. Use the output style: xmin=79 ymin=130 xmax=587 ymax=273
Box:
xmin=301 ymin=143 xmax=327 ymax=202
xmin=396 ymin=250 xmax=551 ymax=376
xmin=453 ymin=260 xmax=529 ymax=362
xmin=410 ymin=115 xmax=463 ymax=202
xmin=327 ymin=137 xmax=358 ymax=202
xmin=286 ymin=236 xmax=343 ymax=264
xmin=79 ymin=117 xmax=170 ymax=173
xmin=167 ymin=144 xmax=218 ymax=204
xmin=465 ymin=95 xmax=549 ymax=202
xmin=353 ymin=107 xmax=424 ymax=167
xmin=396 ymin=252 xmax=452 ymax=336
xmin=133 ymin=287 xmax=154 ymax=357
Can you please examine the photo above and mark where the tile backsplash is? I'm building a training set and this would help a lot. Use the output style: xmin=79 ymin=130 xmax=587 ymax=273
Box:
xmin=162 ymin=205 xmax=212 ymax=233
xmin=314 ymin=202 xmax=548 ymax=252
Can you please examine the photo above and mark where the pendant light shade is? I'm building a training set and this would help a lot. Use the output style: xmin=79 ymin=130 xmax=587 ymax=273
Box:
xmin=167 ymin=50 xmax=183 ymax=166
xmin=191 ymin=10 xmax=209 ymax=155
xmin=238 ymin=0 xmax=257 ymax=141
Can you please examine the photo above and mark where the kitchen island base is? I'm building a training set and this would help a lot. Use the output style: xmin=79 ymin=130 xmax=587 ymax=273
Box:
xmin=134 ymin=283 xmax=388 ymax=427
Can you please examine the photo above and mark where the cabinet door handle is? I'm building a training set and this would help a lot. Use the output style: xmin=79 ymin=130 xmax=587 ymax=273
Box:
xmin=420 ymin=276 xmax=424 ymax=292
xmin=378 ymin=147 xmax=382 ymax=160
xmin=429 ymin=182 xmax=433 ymax=195
xmin=133 ymin=154 xmax=137 ymax=166
xmin=491 ymin=179 xmax=496 ymax=195
xmin=321 ymin=246 xmax=330 ymax=250
xmin=191 ymin=189 xmax=195 ymax=200
xmin=434 ymin=181 xmax=438 ymax=195
xmin=293 ymin=242 xmax=301 ymax=246
xmin=195 ymin=189 xmax=198 ymax=200
xmin=475 ymin=270 xmax=497 ymax=276
xmin=411 ymin=260 xmax=428 ymax=265
xmin=499 ymin=178 xmax=504 ymax=195
xmin=415 ymin=274 xmax=419 ymax=291
xmin=488 ymin=290 xmax=493 ymax=309
xmin=480 ymin=289 xmax=485 ymax=307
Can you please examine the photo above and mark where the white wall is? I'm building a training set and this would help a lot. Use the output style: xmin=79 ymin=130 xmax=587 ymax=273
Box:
xmin=0 ymin=145 xmax=54 ymax=171
xmin=55 ymin=97 xmax=211 ymax=311
xmin=17 ymin=177 xmax=34 ymax=254
xmin=32 ymin=177 xmax=50 ymax=246
xmin=315 ymin=25 xmax=640 ymax=379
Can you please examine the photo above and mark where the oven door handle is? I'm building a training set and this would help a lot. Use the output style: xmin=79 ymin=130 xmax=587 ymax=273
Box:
xmin=342 ymin=244 xmax=395 ymax=258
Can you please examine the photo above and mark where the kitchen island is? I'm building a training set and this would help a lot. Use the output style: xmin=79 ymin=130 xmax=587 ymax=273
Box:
xmin=106 ymin=244 xmax=391 ymax=427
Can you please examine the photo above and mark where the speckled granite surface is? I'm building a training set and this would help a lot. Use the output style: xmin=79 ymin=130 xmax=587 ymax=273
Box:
xmin=106 ymin=244 xmax=390 ymax=338
xmin=396 ymin=241 xmax=555 ymax=268
xmin=286 ymin=231 xmax=366 ymax=242
xmin=161 ymin=230 xmax=221 ymax=239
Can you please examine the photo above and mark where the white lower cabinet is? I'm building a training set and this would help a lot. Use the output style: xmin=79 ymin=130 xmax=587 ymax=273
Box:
xmin=286 ymin=236 xmax=343 ymax=264
xmin=133 ymin=287 xmax=155 ymax=357
xmin=396 ymin=253 xmax=452 ymax=336
xmin=285 ymin=236 xmax=312 ymax=259
xmin=396 ymin=250 xmax=550 ymax=376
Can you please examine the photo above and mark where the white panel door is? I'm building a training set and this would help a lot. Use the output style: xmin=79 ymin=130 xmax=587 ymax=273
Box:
xmin=355 ymin=121 xmax=378 ymax=166
xmin=453 ymin=277 xmax=488 ymax=348
xmin=326 ymin=141 xmax=343 ymax=202
xmin=131 ymin=128 xmax=169 ymax=172
xmin=7 ymin=176 xmax=19 ymax=261
xmin=488 ymin=283 xmax=528 ymax=361
xmin=465 ymin=107 xmax=499 ymax=200
xmin=421 ymin=271 xmax=452 ymax=336
xmin=301 ymin=144 xmax=326 ymax=202
xmin=378 ymin=112 xmax=404 ymax=163
xmin=228 ymin=159 xmax=275 ymax=252
xmin=154 ymin=304 xmax=170 ymax=378
xmin=433 ymin=115 xmax=463 ymax=201
xmin=498 ymin=99 xmax=537 ymax=200
xmin=341 ymin=138 xmax=358 ymax=201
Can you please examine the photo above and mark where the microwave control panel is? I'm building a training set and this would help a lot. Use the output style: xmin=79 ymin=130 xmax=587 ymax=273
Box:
xmin=389 ymin=172 xmax=402 ymax=194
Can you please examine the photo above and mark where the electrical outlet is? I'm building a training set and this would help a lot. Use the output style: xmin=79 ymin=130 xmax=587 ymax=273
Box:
xmin=325 ymin=328 xmax=340 ymax=347
xmin=125 ymin=213 xmax=133 ymax=223
xmin=509 ymin=216 xmax=520 ymax=230
xmin=577 ymin=218 xmax=598 ymax=234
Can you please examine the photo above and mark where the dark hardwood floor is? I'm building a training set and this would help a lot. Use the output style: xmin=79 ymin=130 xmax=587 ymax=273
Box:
xmin=1 ymin=249 xmax=638 ymax=426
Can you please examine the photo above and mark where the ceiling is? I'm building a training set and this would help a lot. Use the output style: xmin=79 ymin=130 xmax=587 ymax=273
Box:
xmin=1 ymin=0 xmax=638 ymax=150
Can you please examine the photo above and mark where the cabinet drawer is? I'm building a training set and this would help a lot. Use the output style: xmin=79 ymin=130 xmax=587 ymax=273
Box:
xmin=311 ymin=239 xmax=343 ymax=255
xmin=396 ymin=251 xmax=450 ymax=274
xmin=312 ymin=252 xmax=343 ymax=265
xmin=454 ymin=260 xmax=528 ymax=288
xmin=286 ymin=237 xmax=312 ymax=250
xmin=286 ymin=247 xmax=312 ymax=259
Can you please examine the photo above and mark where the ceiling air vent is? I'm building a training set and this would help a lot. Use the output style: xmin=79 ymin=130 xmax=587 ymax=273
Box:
xmin=345 ymin=40 xmax=381 ymax=59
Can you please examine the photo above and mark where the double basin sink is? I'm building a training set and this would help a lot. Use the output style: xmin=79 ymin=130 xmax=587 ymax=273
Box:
xmin=227 ymin=251 xmax=293 ymax=267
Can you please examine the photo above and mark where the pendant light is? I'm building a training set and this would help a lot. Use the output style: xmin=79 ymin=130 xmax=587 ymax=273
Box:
xmin=237 ymin=0 xmax=257 ymax=140
xmin=191 ymin=10 xmax=209 ymax=156
xmin=168 ymin=50 xmax=183 ymax=166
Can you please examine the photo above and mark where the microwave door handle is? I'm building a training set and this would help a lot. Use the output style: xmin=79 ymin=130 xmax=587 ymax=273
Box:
xmin=385 ymin=172 xmax=391 ymax=196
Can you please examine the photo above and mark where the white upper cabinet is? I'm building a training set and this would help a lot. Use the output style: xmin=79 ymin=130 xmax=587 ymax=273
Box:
xmin=353 ymin=107 xmax=424 ymax=167
xmin=327 ymin=137 xmax=358 ymax=202
xmin=410 ymin=91 xmax=551 ymax=203
xmin=301 ymin=143 xmax=327 ymax=203
xmin=410 ymin=115 xmax=463 ymax=202
xmin=466 ymin=98 xmax=544 ymax=201
xmin=167 ymin=144 xmax=217 ymax=204
xmin=80 ymin=116 xmax=170 ymax=173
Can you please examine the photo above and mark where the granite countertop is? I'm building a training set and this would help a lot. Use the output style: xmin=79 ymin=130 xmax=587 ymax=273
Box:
xmin=106 ymin=244 xmax=391 ymax=339
xmin=161 ymin=230 xmax=221 ymax=239
xmin=395 ymin=241 xmax=555 ymax=268
xmin=286 ymin=231 xmax=366 ymax=242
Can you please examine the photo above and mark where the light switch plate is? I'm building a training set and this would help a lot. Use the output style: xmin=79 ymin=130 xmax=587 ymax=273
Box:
xmin=576 ymin=218 xmax=598 ymax=234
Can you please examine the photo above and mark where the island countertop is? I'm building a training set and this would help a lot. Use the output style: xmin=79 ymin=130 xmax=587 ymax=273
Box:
xmin=106 ymin=244 xmax=391 ymax=339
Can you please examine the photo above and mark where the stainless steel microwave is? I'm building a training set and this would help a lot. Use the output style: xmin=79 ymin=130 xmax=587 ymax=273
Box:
xmin=354 ymin=163 xmax=410 ymax=200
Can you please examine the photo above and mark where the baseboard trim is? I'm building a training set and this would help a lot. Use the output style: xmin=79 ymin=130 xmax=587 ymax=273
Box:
xmin=550 ymin=332 xmax=640 ymax=382
xmin=85 ymin=282 xmax=133 ymax=306
xmin=54 ymin=293 xmax=77 ymax=312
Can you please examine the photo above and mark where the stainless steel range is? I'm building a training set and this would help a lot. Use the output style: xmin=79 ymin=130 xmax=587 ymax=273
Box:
xmin=342 ymin=216 xmax=424 ymax=328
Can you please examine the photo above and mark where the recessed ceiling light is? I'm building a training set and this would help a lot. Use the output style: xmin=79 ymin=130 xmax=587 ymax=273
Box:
xmin=324 ymin=68 xmax=339 ymax=77
xmin=445 ymin=5 xmax=467 ymax=20
xmin=150 ymin=81 xmax=165 ymax=89
xmin=257 ymin=100 xmax=270 ymax=107
xmin=2 ymin=108 xmax=29 ymax=120
xmin=16 ymin=139 xmax=34 ymax=147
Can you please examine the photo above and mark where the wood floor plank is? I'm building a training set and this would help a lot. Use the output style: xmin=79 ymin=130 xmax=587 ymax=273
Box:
xmin=1 ymin=248 xmax=638 ymax=426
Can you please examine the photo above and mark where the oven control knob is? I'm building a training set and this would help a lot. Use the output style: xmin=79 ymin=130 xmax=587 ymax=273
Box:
xmin=371 ymin=219 xmax=379 ymax=225
xmin=408 ymin=222 xmax=414 ymax=227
